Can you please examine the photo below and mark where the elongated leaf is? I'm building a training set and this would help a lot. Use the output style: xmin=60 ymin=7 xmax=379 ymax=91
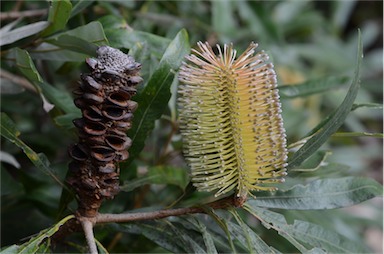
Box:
xmin=14 ymin=48 xmax=79 ymax=114
xmin=291 ymin=150 xmax=331 ymax=172
xmin=212 ymin=0 xmax=236 ymax=39
xmin=45 ymin=21 xmax=108 ymax=47
xmin=168 ymin=222 xmax=206 ymax=253
xmin=120 ymin=175 xmax=156 ymax=192
xmin=230 ymin=210 xmax=274 ymax=253
xmin=126 ymin=29 xmax=190 ymax=164
xmin=30 ymin=43 xmax=88 ymax=61
xmin=0 ymin=113 xmax=65 ymax=188
xmin=331 ymin=132 xmax=383 ymax=138
xmin=105 ymin=28 xmax=171 ymax=57
xmin=351 ymin=103 xmax=383 ymax=111
xmin=120 ymin=166 xmax=189 ymax=192
xmin=287 ymin=30 xmax=362 ymax=169
xmin=95 ymin=239 xmax=109 ymax=254
xmin=0 ymin=21 xmax=49 ymax=46
xmin=245 ymin=206 xmax=370 ymax=253
xmin=31 ymin=22 xmax=108 ymax=61
xmin=39 ymin=82 xmax=79 ymax=114
xmin=47 ymin=35 xmax=98 ymax=56
xmin=0 ymin=245 xmax=19 ymax=254
xmin=203 ymin=208 xmax=237 ymax=253
xmin=306 ymin=248 xmax=327 ymax=254
xmin=247 ymin=177 xmax=382 ymax=210
xmin=41 ymin=0 xmax=72 ymax=37
xmin=115 ymin=222 xmax=185 ymax=253
xmin=148 ymin=166 xmax=190 ymax=189
xmin=0 ymin=18 xmax=22 ymax=34
xmin=70 ymin=0 xmax=94 ymax=18
xmin=54 ymin=112 xmax=81 ymax=129
xmin=279 ymin=76 xmax=349 ymax=99
xmin=17 ymin=215 xmax=74 ymax=254
xmin=193 ymin=219 xmax=218 ymax=254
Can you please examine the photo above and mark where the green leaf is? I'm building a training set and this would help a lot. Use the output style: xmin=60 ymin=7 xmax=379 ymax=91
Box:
xmin=16 ymin=215 xmax=74 ymax=254
xmin=70 ymin=0 xmax=94 ymax=18
xmin=203 ymin=208 xmax=237 ymax=253
xmin=29 ymin=43 xmax=89 ymax=61
xmin=126 ymin=29 xmax=190 ymax=165
xmin=245 ymin=206 xmax=370 ymax=253
xmin=351 ymin=103 xmax=383 ymax=111
xmin=39 ymin=82 xmax=79 ymax=114
xmin=0 ymin=245 xmax=19 ymax=254
xmin=14 ymin=48 xmax=43 ymax=84
xmin=120 ymin=166 xmax=189 ymax=192
xmin=0 ymin=21 xmax=49 ymax=46
xmin=294 ymin=163 xmax=350 ymax=179
xmin=148 ymin=166 xmax=190 ymax=189
xmin=95 ymin=239 xmax=109 ymax=254
xmin=46 ymin=35 xmax=98 ymax=57
xmin=331 ymin=132 xmax=383 ymax=138
xmin=212 ymin=0 xmax=236 ymax=40
xmin=41 ymin=0 xmax=72 ymax=37
xmin=287 ymin=30 xmax=363 ymax=169
xmin=120 ymin=175 xmax=155 ymax=192
xmin=291 ymin=150 xmax=332 ymax=172
xmin=30 ymin=22 xmax=108 ymax=61
xmin=279 ymin=76 xmax=349 ymax=99
xmin=115 ymin=221 xmax=185 ymax=253
xmin=54 ymin=112 xmax=81 ymax=129
xmin=247 ymin=177 xmax=383 ymax=210
xmin=229 ymin=210 xmax=274 ymax=253
xmin=168 ymin=222 xmax=207 ymax=253
xmin=45 ymin=21 xmax=108 ymax=46
xmin=0 ymin=113 xmax=65 ymax=189
xmin=103 ymin=24 xmax=171 ymax=56
xmin=193 ymin=219 xmax=218 ymax=254
xmin=14 ymin=48 xmax=79 ymax=114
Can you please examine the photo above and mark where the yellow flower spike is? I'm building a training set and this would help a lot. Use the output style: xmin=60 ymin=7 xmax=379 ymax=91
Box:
xmin=178 ymin=42 xmax=288 ymax=203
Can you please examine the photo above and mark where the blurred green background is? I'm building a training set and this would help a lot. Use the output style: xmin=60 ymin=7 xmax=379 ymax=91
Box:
xmin=1 ymin=1 xmax=382 ymax=253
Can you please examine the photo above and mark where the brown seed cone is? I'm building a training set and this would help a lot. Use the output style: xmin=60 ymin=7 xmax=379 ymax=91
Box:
xmin=67 ymin=46 xmax=142 ymax=217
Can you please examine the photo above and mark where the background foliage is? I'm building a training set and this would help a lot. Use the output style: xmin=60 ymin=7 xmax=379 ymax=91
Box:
xmin=1 ymin=0 xmax=382 ymax=253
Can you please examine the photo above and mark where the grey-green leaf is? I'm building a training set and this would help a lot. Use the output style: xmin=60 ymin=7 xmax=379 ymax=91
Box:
xmin=287 ymin=30 xmax=362 ymax=169
xmin=230 ymin=210 xmax=274 ymax=253
xmin=245 ymin=206 xmax=370 ymax=253
xmin=0 ymin=21 xmax=49 ymax=46
xmin=194 ymin=219 xmax=218 ymax=254
xmin=116 ymin=222 xmax=185 ymax=253
xmin=279 ymin=76 xmax=349 ymax=99
xmin=247 ymin=177 xmax=383 ymax=210
xmin=291 ymin=150 xmax=332 ymax=172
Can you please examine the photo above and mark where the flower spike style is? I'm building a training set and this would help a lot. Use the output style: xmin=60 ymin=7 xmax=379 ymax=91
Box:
xmin=178 ymin=42 xmax=288 ymax=201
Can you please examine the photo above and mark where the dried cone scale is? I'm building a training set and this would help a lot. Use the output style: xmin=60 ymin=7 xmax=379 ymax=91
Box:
xmin=68 ymin=46 xmax=142 ymax=217
xmin=178 ymin=42 xmax=288 ymax=204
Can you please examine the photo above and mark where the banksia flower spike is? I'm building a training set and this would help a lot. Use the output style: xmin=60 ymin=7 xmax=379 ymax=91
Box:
xmin=68 ymin=46 xmax=142 ymax=217
xmin=178 ymin=42 xmax=288 ymax=203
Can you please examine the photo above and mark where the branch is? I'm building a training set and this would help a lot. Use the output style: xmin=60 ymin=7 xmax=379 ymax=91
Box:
xmin=52 ymin=196 xmax=237 ymax=245
xmin=96 ymin=196 xmax=235 ymax=224
xmin=79 ymin=217 xmax=98 ymax=254
xmin=0 ymin=68 xmax=38 ymax=93
xmin=0 ymin=9 xmax=47 ymax=21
